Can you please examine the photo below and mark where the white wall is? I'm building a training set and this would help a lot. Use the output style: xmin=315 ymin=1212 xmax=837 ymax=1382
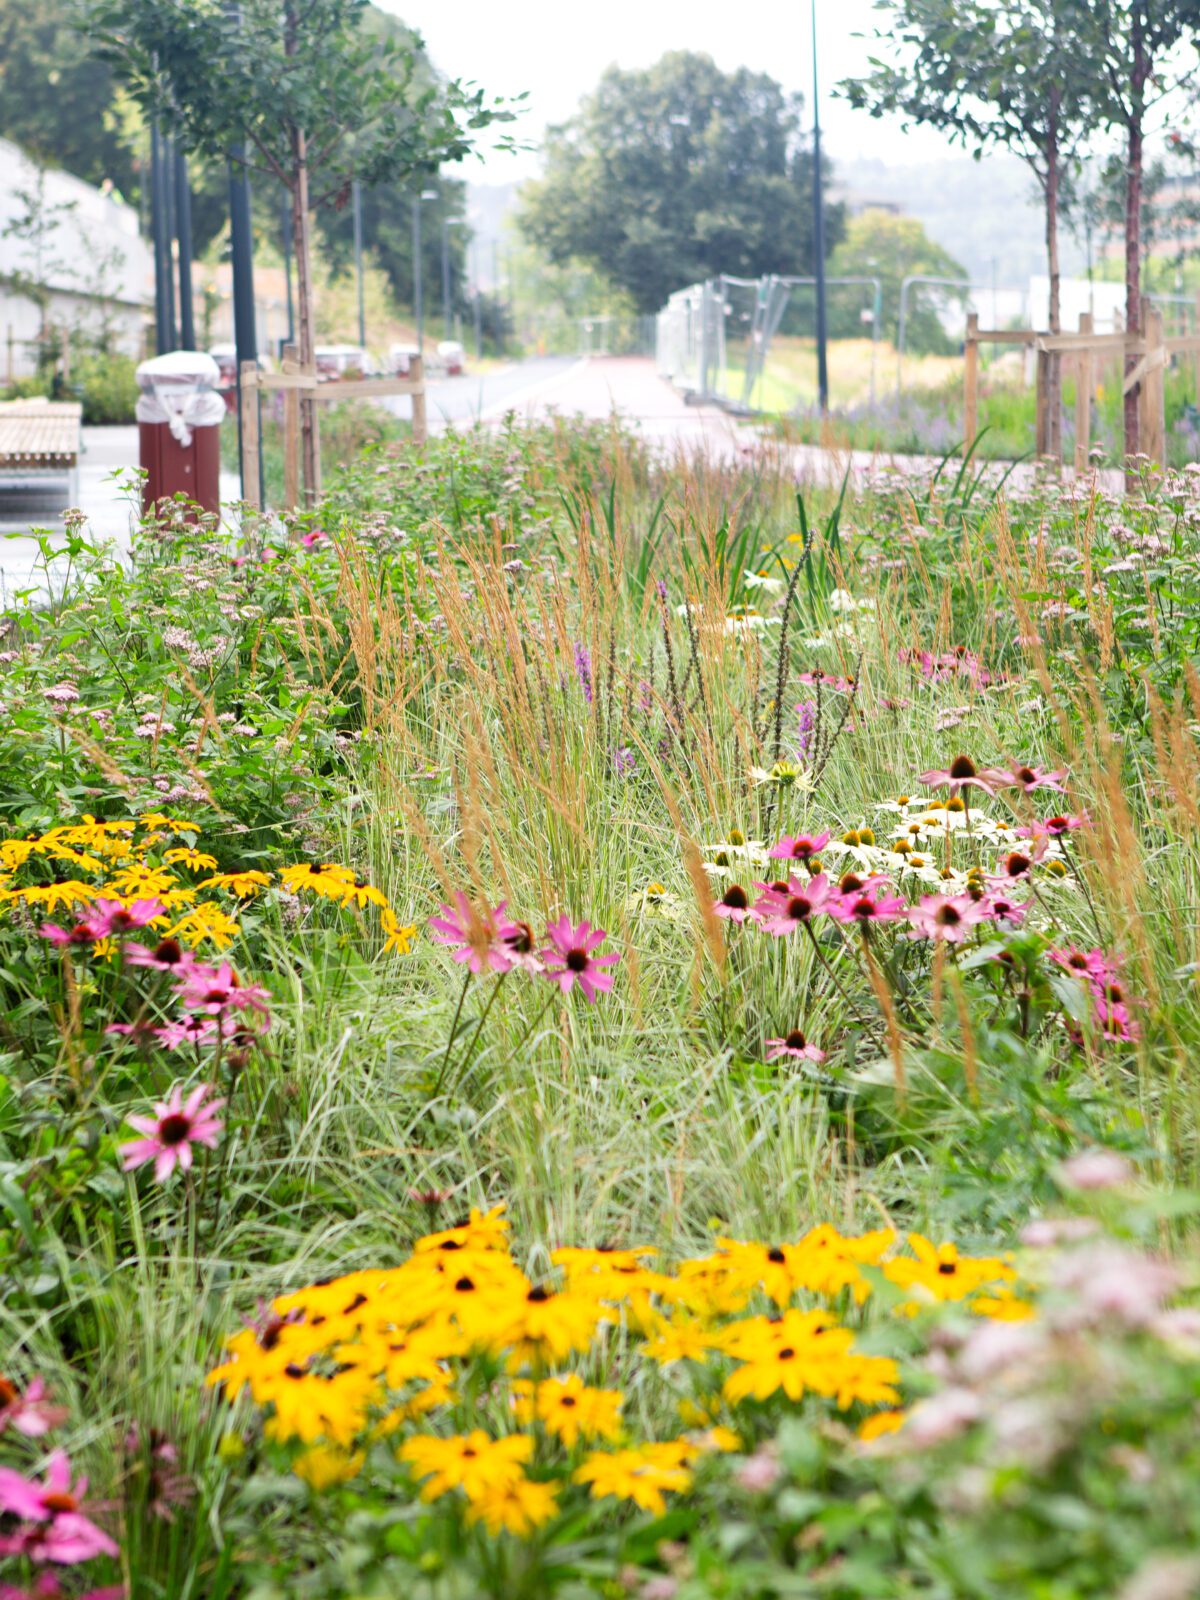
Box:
xmin=0 ymin=137 xmax=152 ymax=376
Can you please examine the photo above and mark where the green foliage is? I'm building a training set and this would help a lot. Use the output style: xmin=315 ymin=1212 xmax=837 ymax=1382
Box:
xmin=519 ymin=52 xmax=842 ymax=314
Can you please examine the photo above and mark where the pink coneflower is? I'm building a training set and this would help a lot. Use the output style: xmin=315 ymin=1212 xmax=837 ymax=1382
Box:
xmin=917 ymin=755 xmax=996 ymax=795
xmin=982 ymin=760 xmax=1068 ymax=794
xmin=754 ymin=874 xmax=834 ymax=935
xmin=797 ymin=672 xmax=853 ymax=693
xmin=80 ymin=898 xmax=165 ymax=939
xmin=429 ymin=891 xmax=515 ymax=975
xmin=906 ymin=893 xmax=986 ymax=943
xmin=539 ymin=916 xmax=619 ymax=1002
xmin=1049 ymin=946 xmax=1113 ymax=985
xmin=0 ymin=1377 xmax=67 ymax=1438
xmin=120 ymin=1083 xmax=224 ymax=1181
xmin=301 ymin=529 xmax=328 ymax=548
xmin=175 ymin=962 xmax=271 ymax=1020
xmin=827 ymin=884 xmax=907 ymax=926
xmin=1016 ymin=812 xmax=1087 ymax=840
xmin=768 ymin=830 xmax=831 ymax=862
xmin=0 ymin=1450 xmax=117 ymax=1563
xmin=712 ymin=884 xmax=753 ymax=923
xmin=765 ymin=1029 xmax=826 ymax=1063
xmin=979 ymin=891 xmax=1031 ymax=926
xmin=38 ymin=921 xmax=98 ymax=950
xmin=152 ymin=1015 xmax=234 ymax=1051
xmin=123 ymin=937 xmax=196 ymax=972
xmin=496 ymin=916 xmax=544 ymax=973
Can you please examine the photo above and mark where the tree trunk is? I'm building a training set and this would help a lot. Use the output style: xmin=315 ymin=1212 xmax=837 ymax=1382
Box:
xmin=1123 ymin=15 xmax=1146 ymax=480
xmin=289 ymin=129 xmax=320 ymax=502
xmin=1045 ymin=99 xmax=1062 ymax=462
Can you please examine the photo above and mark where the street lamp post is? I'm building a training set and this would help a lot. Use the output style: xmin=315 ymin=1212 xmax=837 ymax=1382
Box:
xmin=810 ymin=0 xmax=829 ymax=414
xmin=352 ymin=179 xmax=366 ymax=349
xmin=412 ymin=189 xmax=437 ymax=353
xmin=442 ymin=216 xmax=465 ymax=342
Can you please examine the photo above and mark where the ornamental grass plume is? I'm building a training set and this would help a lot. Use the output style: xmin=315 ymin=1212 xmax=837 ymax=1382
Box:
xmin=120 ymin=1082 xmax=225 ymax=1182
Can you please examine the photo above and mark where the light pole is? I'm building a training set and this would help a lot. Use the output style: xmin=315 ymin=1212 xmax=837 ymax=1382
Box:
xmin=411 ymin=188 xmax=437 ymax=353
xmin=442 ymin=215 xmax=465 ymax=342
xmin=352 ymin=179 xmax=365 ymax=349
xmin=810 ymin=0 xmax=829 ymax=414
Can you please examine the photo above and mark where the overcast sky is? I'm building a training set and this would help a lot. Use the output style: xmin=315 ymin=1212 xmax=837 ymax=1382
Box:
xmin=375 ymin=0 xmax=959 ymax=183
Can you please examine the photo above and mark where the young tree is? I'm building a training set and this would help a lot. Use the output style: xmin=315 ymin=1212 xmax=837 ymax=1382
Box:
xmin=91 ymin=0 xmax=511 ymax=496
xmin=842 ymin=0 xmax=1098 ymax=456
xmin=1059 ymin=0 xmax=1200 ymax=462
xmin=519 ymin=52 xmax=841 ymax=315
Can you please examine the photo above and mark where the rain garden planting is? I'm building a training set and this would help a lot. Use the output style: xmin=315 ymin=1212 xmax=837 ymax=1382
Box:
xmin=2 ymin=426 xmax=1200 ymax=1598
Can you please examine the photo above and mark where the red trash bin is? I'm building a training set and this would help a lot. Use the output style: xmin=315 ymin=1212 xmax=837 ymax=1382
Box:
xmin=135 ymin=352 xmax=227 ymax=519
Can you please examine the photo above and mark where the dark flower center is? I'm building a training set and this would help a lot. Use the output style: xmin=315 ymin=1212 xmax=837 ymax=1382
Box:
xmin=784 ymin=1030 xmax=808 ymax=1049
xmin=949 ymin=756 xmax=977 ymax=780
xmin=1068 ymin=953 xmax=1090 ymax=970
xmin=112 ymin=909 xmax=136 ymax=928
xmin=1004 ymin=853 xmax=1031 ymax=877
xmin=0 ymin=1377 xmax=16 ymax=1405
xmin=204 ymin=988 xmax=231 ymax=1005
xmin=791 ymin=839 xmax=815 ymax=858
xmin=935 ymin=906 xmax=962 ymax=926
xmin=777 ymin=1347 xmax=795 ymax=1361
xmin=42 ymin=1491 xmax=78 ymax=1513
xmin=769 ymin=880 xmax=790 ymax=894
xmin=839 ymin=873 xmax=864 ymax=894
xmin=937 ymin=1262 xmax=957 ymax=1276
xmin=1017 ymin=767 xmax=1037 ymax=784
xmin=560 ymin=1395 xmax=577 ymax=1407
xmin=68 ymin=924 xmax=94 ymax=944
xmin=454 ymin=1276 xmax=475 ymax=1292
xmin=722 ymin=886 xmax=748 ymax=910
xmin=785 ymin=896 xmax=812 ymax=920
xmin=850 ymin=898 xmax=876 ymax=919
xmin=504 ymin=921 xmax=535 ymax=954
xmin=154 ymin=938 xmax=184 ymax=964
xmin=766 ymin=1247 xmax=787 ymax=1263
xmin=158 ymin=1113 xmax=191 ymax=1145
xmin=527 ymin=1286 xmax=551 ymax=1303
xmin=565 ymin=948 xmax=589 ymax=973
xmin=462 ymin=1447 xmax=477 ymax=1458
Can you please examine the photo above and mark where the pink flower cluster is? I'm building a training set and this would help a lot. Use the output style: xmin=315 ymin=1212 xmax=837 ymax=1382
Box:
xmin=1050 ymin=946 xmax=1140 ymax=1041
xmin=713 ymin=858 xmax=1030 ymax=944
xmin=108 ymin=953 xmax=271 ymax=1053
xmin=917 ymin=756 xmax=1068 ymax=797
xmin=40 ymin=898 xmax=165 ymax=950
xmin=901 ymin=645 xmax=991 ymax=687
xmin=430 ymin=892 xmax=619 ymax=1004
xmin=0 ymin=1377 xmax=116 ymax=1575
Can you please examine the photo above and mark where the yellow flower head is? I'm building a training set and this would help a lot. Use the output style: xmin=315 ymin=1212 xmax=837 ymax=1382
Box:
xmin=883 ymin=1234 xmax=1016 ymax=1312
xmin=464 ymin=1475 xmax=559 ymax=1537
xmin=532 ymin=1374 xmax=623 ymax=1448
xmin=574 ymin=1444 xmax=692 ymax=1516
xmin=399 ymin=1430 xmax=532 ymax=1502
xmin=381 ymin=908 xmax=417 ymax=955
xmin=293 ymin=1443 xmax=365 ymax=1490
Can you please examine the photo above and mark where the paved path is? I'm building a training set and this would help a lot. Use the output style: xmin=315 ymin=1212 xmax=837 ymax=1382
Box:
xmin=0 ymin=360 xmax=1122 ymax=604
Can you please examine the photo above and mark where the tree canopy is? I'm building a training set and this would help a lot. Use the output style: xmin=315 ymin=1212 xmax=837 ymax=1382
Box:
xmin=518 ymin=52 xmax=842 ymax=315
xmin=826 ymin=208 xmax=968 ymax=354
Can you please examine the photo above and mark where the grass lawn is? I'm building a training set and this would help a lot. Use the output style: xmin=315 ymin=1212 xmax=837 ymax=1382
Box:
xmin=1 ymin=419 xmax=1199 ymax=1597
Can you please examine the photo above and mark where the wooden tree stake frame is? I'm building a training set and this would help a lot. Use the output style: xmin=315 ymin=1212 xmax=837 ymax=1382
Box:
xmin=963 ymin=301 xmax=1185 ymax=474
xmin=237 ymin=354 xmax=428 ymax=511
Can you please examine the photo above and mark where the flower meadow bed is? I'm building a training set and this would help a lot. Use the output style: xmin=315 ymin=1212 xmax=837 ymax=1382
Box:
xmin=2 ymin=426 xmax=1200 ymax=1597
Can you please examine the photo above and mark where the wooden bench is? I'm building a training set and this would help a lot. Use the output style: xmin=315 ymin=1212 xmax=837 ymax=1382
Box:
xmin=0 ymin=399 xmax=83 ymax=500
